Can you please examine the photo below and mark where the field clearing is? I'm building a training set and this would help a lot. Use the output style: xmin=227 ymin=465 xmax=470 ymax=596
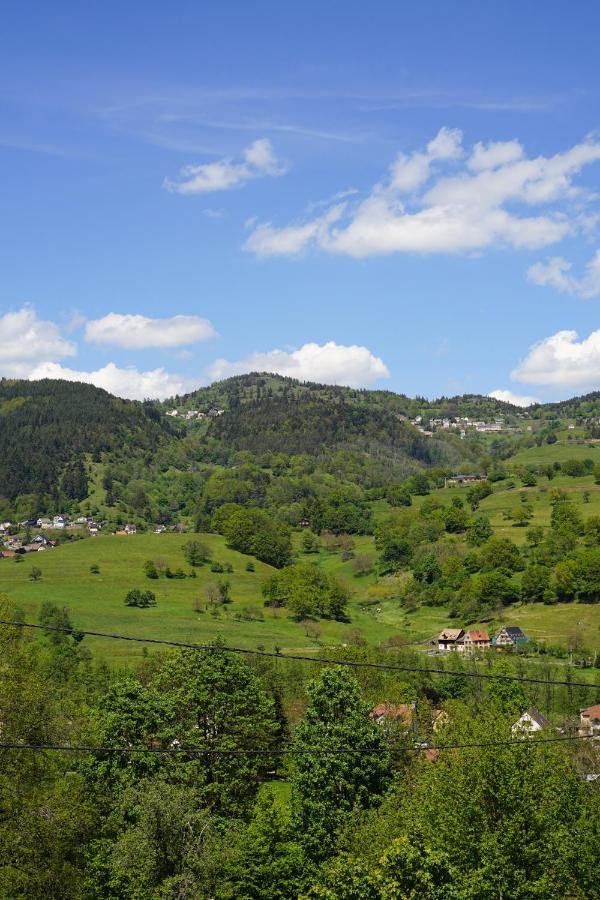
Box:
xmin=0 ymin=532 xmax=407 ymax=663
xmin=509 ymin=441 xmax=600 ymax=466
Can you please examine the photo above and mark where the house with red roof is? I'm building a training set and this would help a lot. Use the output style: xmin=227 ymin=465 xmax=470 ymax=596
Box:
xmin=459 ymin=629 xmax=490 ymax=653
xmin=579 ymin=704 xmax=600 ymax=738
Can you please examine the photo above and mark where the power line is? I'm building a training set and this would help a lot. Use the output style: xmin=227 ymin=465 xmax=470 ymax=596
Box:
xmin=0 ymin=734 xmax=596 ymax=756
xmin=2 ymin=618 xmax=599 ymax=690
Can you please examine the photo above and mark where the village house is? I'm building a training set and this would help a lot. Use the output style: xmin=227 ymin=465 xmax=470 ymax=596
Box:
xmin=52 ymin=515 xmax=68 ymax=528
xmin=36 ymin=517 xmax=52 ymax=528
xmin=125 ymin=523 xmax=137 ymax=534
xmin=511 ymin=707 xmax=551 ymax=736
xmin=370 ymin=702 xmax=415 ymax=729
xmin=444 ymin=473 xmax=484 ymax=487
xmin=493 ymin=626 xmax=528 ymax=648
xmin=459 ymin=629 xmax=490 ymax=653
xmin=154 ymin=524 xmax=167 ymax=534
xmin=437 ymin=628 xmax=464 ymax=652
xmin=579 ymin=704 xmax=600 ymax=738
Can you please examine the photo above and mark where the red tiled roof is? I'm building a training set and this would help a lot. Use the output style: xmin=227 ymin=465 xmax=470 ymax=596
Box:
xmin=581 ymin=704 xmax=600 ymax=720
xmin=467 ymin=630 xmax=489 ymax=642
xmin=370 ymin=703 xmax=413 ymax=725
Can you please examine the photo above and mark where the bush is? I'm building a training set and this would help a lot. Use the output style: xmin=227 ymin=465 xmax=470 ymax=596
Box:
xmin=182 ymin=540 xmax=212 ymax=566
xmin=144 ymin=559 xmax=159 ymax=579
xmin=124 ymin=589 xmax=157 ymax=608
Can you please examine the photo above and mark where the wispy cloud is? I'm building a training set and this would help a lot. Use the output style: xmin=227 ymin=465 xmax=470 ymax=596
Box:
xmin=164 ymin=138 xmax=286 ymax=194
xmin=527 ymin=250 xmax=600 ymax=299
xmin=245 ymin=129 xmax=600 ymax=258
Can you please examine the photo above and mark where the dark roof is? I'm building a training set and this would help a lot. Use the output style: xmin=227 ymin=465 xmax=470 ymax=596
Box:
xmin=503 ymin=626 xmax=525 ymax=637
xmin=525 ymin=707 xmax=551 ymax=729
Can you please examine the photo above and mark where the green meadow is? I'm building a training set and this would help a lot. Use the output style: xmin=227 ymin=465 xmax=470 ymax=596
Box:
xmin=2 ymin=526 xmax=600 ymax=662
xmin=0 ymin=532 xmax=411 ymax=662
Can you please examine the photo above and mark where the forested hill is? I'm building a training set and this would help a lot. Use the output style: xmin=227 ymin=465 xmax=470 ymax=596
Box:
xmin=166 ymin=372 xmax=520 ymax=421
xmin=0 ymin=379 xmax=174 ymax=502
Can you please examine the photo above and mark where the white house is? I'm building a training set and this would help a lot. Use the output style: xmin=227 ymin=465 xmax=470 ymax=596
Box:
xmin=511 ymin=707 xmax=550 ymax=736
xmin=437 ymin=628 xmax=464 ymax=652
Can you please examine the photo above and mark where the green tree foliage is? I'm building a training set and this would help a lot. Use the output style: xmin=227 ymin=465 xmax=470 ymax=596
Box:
xmin=182 ymin=539 xmax=212 ymax=566
xmin=467 ymin=514 xmax=493 ymax=546
xmin=124 ymin=589 xmax=157 ymax=608
xmin=291 ymin=667 xmax=390 ymax=860
xmin=262 ymin=564 xmax=350 ymax=619
xmin=216 ymin=506 xmax=292 ymax=567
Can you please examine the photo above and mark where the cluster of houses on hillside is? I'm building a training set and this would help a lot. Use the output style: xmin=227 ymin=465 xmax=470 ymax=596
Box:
xmin=369 ymin=701 xmax=600 ymax=772
xmin=411 ymin=415 xmax=520 ymax=438
xmin=0 ymin=514 xmax=105 ymax=557
xmin=435 ymin=626 xmax=528 ymax=653
xmin=1 ymin=516 xmax=179 ymax=558
xmin=166 ymin=406 xmax=224 ymax=420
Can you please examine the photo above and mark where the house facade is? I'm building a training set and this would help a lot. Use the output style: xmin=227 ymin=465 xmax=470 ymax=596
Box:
xmin=511 ymin=707 xmax=550 ymax=735
xmin=459 ymin=629 xmax=490 ymax=653
xmin=493 ymin=626 xmax=527 ymax=647
xmin=437 ymin=628 xmax=464 ymax=651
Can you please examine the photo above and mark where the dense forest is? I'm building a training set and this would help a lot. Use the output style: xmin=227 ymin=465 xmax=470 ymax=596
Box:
xmin=0 ymin=379 xmax=173 ymax=503
xmin=1 ymin=593 xmax=599 ymax=899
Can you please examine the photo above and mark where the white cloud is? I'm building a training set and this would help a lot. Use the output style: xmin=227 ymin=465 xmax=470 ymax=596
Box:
xmin=244 ymin=205 xmax=344 ymax=257
xmin=244 ymin=129 xmax=600 ymax=258
xmin=390 ymin=126 xmax=462 ymax=192
xmin=512 ymin=328 xmax=600 ymax=388
xmin=488 ymin=389 xmax=540 ymax=407
xmin=28 ymin=361 xmax=195 ymax=401
xmin=0 ymin=307 xmax=76 ymax=376
xmin=527 ymin=249 xmax=600 ymax=299
xmin=164 ymin=137 xmax=285 ymax=194
xmin=207 ymin=340 xmax=390 ymax=388
xmin=467 ymin=139 xmax=524 ymax=172
xmin=84 ymin=312 xmax=216 ymax=349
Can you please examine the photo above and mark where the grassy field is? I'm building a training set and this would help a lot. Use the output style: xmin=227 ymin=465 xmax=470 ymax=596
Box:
xmin=2 ymin=530 xmax=600 ymax=664
xmin=0 ymin=532 xmax=412 ymax=663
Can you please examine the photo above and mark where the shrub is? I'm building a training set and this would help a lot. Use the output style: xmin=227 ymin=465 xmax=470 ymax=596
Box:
xmin=144 ymin=559 xmax=159 ymax=579
xmin=124 ymin=589 xmax=157 ymax=608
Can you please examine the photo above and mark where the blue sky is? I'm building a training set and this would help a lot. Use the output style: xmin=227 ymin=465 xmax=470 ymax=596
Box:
xmin=2 ymin=1 xmax=600 ymax=402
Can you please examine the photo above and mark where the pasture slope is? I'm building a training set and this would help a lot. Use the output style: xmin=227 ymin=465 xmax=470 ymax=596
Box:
xmin=2 ymin=529 xmax=599 ymax=663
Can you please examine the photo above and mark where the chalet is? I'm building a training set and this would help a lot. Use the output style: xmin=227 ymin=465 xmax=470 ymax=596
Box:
xmin=207 ymin=407 xmax=224 ymax=417
xmin=444 ymin=474 xmax=484 ymax=487
xmin=511 ymin=707 xmax=551 ymax=736
xmin=88 ymin=522 xmax=100 ymax=535
xmin=493 ymin=626 xmax=528 ymax=647
xmin=437 ymin=628 xmax=464 ymax=652
xmin=125 ymin=523 xmax=137 ymax=535
xmin=37 ymin=517 xmax=52 ymax=528
xmin=579 ymin=704 xmax=600 ymax=738
xmin=32 ymin=534 xmax=48 ymax=545
xmin=154 ymin=524 xmax=167 ymax=534
xmin=459 ymin=629 xmax=490 ymax=653
xmin=52 ymin=515 xmax=68 ymax=528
